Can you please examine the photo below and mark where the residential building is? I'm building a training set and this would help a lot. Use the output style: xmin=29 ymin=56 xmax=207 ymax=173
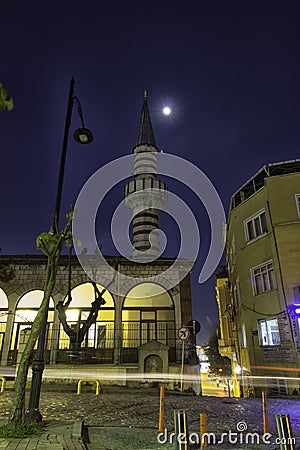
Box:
xmin=218 ymin=160 xmax=300 ymax=397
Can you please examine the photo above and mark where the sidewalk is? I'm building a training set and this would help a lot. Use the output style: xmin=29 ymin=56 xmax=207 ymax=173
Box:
xmin=0 ymin=421 xmax=86 ymax=450
xmin=86 ymin=426 xmax=173 ymax=450
xmin=0 ymin=422 xmax=299 ymax=449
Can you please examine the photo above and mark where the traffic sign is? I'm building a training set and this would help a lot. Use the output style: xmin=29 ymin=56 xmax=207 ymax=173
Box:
xmin=178 ymin=326 xmax=190 ymax=341
xmin=187 ymin=319 xmax=201 ymax=335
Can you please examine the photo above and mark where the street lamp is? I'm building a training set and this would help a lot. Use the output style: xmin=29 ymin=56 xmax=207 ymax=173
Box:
xmin=25 ymin=77 xmax=93 ymax=423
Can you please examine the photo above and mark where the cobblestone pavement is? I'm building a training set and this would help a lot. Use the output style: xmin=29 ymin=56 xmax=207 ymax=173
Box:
xmin=0 ymin=388 xmax=299 ymax=449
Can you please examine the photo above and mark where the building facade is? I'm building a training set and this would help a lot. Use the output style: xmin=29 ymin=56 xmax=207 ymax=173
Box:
xmin=217 ymin=160 xmax=300 ymax=397
xmin=0 ymin=93 xmax=196 ymax=388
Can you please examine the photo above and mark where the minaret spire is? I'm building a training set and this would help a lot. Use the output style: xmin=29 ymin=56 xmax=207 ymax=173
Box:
xmin=125 ymin=92 xmax=167 ymax=259
xmin=135 ymin=90 xmax=156 ymax=149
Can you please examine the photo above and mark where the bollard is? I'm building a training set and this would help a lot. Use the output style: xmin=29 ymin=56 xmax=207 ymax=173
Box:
xmin=275 ymin=414 xmax=295 ymax=450
xmin=227 ymin=379 xmax=231 ymax=398
xmin=158 ymin=386 xmax=165 ymax=434
xmin=0 ymin=377 xmax=6 ymax=394
xmin=262 ymin=391 xmax=268 ymax=434
xmin=77 ymin=379 xmax=100 ymax=395
xmin=199 ymin=413 xmax=207 ymax=448
xmin=174 ymin=410 xmax=189 ymax=450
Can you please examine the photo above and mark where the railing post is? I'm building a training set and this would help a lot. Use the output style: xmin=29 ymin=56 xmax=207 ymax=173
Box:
xmin=275 ymin=414 xmax=295 ymax=450
xmin=174 ymin=410 xmax=189 ymax=450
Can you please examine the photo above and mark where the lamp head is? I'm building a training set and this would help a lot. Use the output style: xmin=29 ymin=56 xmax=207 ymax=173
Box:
xmin=73 ymin=127 xmax=94 ymax=144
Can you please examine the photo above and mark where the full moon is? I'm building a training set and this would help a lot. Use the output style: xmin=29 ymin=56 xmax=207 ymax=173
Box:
xmin=163 ymin=106 xmax=171 ymax=116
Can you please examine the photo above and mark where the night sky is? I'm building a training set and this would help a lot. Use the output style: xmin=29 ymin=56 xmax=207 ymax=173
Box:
xmin=1 ymin=1 xmax=300 ymax=344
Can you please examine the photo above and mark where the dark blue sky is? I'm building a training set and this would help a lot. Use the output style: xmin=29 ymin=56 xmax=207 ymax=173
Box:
xmin=1 ymin=1 xmax=300 ymax=343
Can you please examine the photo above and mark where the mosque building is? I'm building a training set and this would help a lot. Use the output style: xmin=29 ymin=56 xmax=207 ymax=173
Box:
xmin=0 ymin=93 xmax=198 ymax=388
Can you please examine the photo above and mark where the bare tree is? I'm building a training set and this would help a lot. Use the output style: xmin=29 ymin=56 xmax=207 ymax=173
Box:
xmin=0 ymin=83 xmax=13 ymax=111
xmin=9 ymin=214 xmax=73 ymax=425
xmin=56 ymin=249 xmax=116 ymax=350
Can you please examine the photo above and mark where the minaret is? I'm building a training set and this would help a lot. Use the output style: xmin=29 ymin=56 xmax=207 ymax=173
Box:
xmin=125 ymin=91 xmax=167 ymax=259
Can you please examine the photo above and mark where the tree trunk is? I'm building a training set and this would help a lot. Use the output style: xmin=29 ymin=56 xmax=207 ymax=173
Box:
xmin=9 ymin=256 xmax=57 ymax=425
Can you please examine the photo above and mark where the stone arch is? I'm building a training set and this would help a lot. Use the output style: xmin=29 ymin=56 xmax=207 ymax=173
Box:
xmin=144 ymin=353 xmax=163 ymax=373
xmin=121 ymin=275 xmax=175 ymax=300
xmin=9 ymin=290 xmax=55 ymax=365
xmin=14 ymin=281 xmax=46 ymax=297
xmin=69 ymin=274 xmax=92 ymax=292
xmin=16 ymin=290 xmax=54 ymax=309
xmin=0 ymin=283 xmax=15 ymax=296
xmin=0 ymin=288 xmax=9 ymax=360
xmin=57 ymin=282 xmax=115 ymax=360
xmin=122 ymin=282 xmax=174 ymax=307
xmin=121 ymin=282 xmax=176 ymax=363
xmin=52 ymin=273 xmax=92 ymax=298
xmin=64 ymin=281 xmax=115 ymax=309
xmin=0 ymin=288 xmax=8 ymax=310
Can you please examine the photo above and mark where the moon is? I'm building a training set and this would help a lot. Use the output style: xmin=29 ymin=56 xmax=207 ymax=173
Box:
xmin=163 ymin=106 xmax=171 ymax=116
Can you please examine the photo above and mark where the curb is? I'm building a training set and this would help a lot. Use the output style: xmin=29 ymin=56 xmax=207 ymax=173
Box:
xmin=72 ymin=420 xmax=84 ymax=438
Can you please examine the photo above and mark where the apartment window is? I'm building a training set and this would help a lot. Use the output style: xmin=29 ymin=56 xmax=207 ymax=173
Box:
xmin=296 ymin=194 xmax=300 ymax=218
xmin=228 ymin=247 xmax=234 ymax=269
xmin=233 ymin=281 xmax=241 ymax=306
xmin=245 ymin=210 xmax=268 ymax=242
xmin=293 ymin=286 xmax=300 ymax=302
xmin=240 ymin=323 xmax=247 ymax=348
xmin=259 ymin=318 xmax=280 ymax=346
xmin=227 ymin=237 xmax=236 ymax=270
xmin=251 ymin=261 xmax=277 ymax=295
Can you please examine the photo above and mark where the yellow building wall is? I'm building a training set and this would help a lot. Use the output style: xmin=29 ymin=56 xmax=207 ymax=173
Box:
xmin=225 ymin=170 xmax=300 ymax=396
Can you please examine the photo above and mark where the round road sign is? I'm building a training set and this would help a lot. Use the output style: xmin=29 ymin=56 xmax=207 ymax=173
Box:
xmin=178 ymin=326 xmax=190 ymax=341
xmin=187 ymin=319 xmax=201 ymax=335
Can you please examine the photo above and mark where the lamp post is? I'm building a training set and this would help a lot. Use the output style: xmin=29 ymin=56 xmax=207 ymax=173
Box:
xmin=25 ymin=77 xmax=93 ymax=423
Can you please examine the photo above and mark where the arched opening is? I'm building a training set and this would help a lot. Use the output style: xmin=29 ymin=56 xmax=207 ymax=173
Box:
xmin=144 ymin=354 xmax=163 ymax=373
xmin=0 ymin=288 xmax=8 ymax=360
xmin=10 ymin=290 xmax=54 ymax=365
xmin=121 ymin=283 xmax=175 ymax=363
xmin=57 ymin=283 xmax=115 ymax=364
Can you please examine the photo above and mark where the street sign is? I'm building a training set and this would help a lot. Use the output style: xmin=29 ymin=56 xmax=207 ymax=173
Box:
xmin=187 ymin=319 xmax=201 ymax=335
xmin=178 ymin=326 xmax=190 ymax=341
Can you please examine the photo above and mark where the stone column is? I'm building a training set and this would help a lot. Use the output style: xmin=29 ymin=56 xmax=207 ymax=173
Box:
xmin=113 ymin=294 xmax=122 ymax=365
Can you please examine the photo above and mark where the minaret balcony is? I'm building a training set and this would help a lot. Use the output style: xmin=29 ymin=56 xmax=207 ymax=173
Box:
xmin=124 ymin=178 xmax=167 ymax=197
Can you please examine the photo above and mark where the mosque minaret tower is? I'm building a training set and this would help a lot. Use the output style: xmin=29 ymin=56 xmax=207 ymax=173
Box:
xmin=125 ymin=91 xmax=167 ymax=259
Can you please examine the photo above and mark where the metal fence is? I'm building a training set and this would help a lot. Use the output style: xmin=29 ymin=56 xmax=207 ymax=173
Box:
xmin=8 ymin=321 xmax=178 ymax=365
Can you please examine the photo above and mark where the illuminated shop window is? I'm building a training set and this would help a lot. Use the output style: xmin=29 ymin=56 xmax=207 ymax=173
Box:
xmin=259 ymin=318 xmax=280 ymax=346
